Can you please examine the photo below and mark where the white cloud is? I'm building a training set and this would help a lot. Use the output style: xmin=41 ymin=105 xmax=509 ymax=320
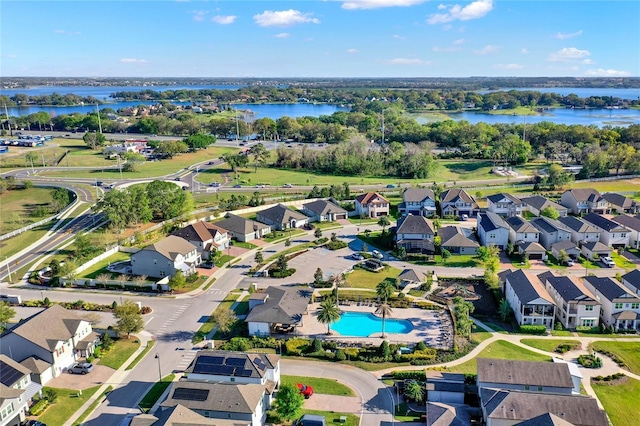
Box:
xmin=554 ymin=30 xmax=583 ymax=40
xmin=474 ymin=45 xmax=499 ymax=55
xmin=582 ymin=59 xmax=595 ymax=65
xmin=547 ymin=47 xmax=590 ymax=62
xmin=427 ymin=0 xmax=493 ymax=24
xmin=437 ymin=4 xmax=447 ymax=9
xmin=493 ymin=63 xmax=524 ymax=70
xmin=585 ymin=68 xmax=630 ymax=77
xmin=346 ymin=48 xmax=359 ymax=54
xmin=453 ymin=38 xmax=465 ymax=45
xmin=521 ymin=48 xmax=529 ymax=54
xmin=393 ymin=34 xmax=406 ymax=40
xmin=191 ymin=10 xmax=208 ymax=22
xmin=120 ymin=58 xmax=148 ymax=64
xmin=385 ymin=58 xmax=430 ymax=65
xmin=274 ymin=33 xmax=290 ymax=38
xmin=432 ymin=46 xmax=461 ymax=52
xmin=211 ymin=15 xmax=236 ymax=25
xmin=253 ymin=9 xmax=320 ymax=27
xmin=341 ymin=0 xmax=425 ymax=10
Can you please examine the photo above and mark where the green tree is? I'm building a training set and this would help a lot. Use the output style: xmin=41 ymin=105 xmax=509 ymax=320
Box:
xmin=168 ymin=271 xmax=187 ymax=289
xmin=113 ymin=300 xmax=144 ymax=338
xmin=50 ymin=187 xmax=71 ymax=212
xmin=540 ymin=206 xmax=560 ymax=219
xmin=0 ymin=302 xmax=16 ymax=331
xmin=498 ymin=299 xmax=512 ymax=321
xmin=83 ymin=132 xmax=106 ymax=150
xmin=249 ymin=143 xmax=269 ymax=172
xmin=284 ymin=238 xmax=291 ymax=247
xmin=183 ymin=134 xmax=216 ymax=150
xmin=221 ymin=153 xmax=249 ymax=181
xmin=375 ymin=302 xmax=393 ymax=338
xmin=276 ymin=255 xmax=288 ymax=272
xmin=557 ymin=249 xmax=570 ymax=265
xmin=377 ymin=215 xmax=391 ymax=235
xmin=275 ymin=383 xmax=304 ymax=421
xmin=317 ymin=299 xmax=341 ymax=334
xmin=376 ymin=279 xmax=395 ymax=304
xmin=211 ymin=309 xmax=237 ymax=337
xmin=254 ymin=251 xmax=264 ymax=265
xmin=314 ymin=268 xmax=324 ymax=285
xmin=25 ymin=152 xmax=38 ymax=170
xmin=441 ymin=249 xmax=451 ymax=264
xmin=404 ymin=380 xmax=425 ymax=403
xmin=314 ymin=228 xmax=322 ymax=239
xmin=544 ymin=163 xmax=574 ymax=189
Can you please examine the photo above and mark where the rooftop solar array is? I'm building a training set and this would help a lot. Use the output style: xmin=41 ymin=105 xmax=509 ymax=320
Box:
xmin=172 ymin=387 xmax=209 ymax=402
xmin=0 ymin=360 xmax=24 ymax=387
xmin=192 ymin=354 xmax=254 ymax=377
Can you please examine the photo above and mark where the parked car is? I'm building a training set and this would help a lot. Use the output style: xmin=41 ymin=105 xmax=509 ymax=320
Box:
xmin=566 ymin=259 xmax=575 ymax=266
xmin=386 ymin=184 xmax=396 ymax=188
xmin=295 ymin=414 xmax=325 ymax=426
xmin=600 ymin=256 xmax=615 ymax=268
xmin=210 ymin=182 xmax=220 ymax=187
xmin=460 ymin=214 xmax=469 ymax=221
xmin=68 ymin=362 xmax=94 ymax=374
xmin=372 ymin=250 xmax=384 ymax=259
xmin=351 ymin=253 xmax=364 ymax=260
xmin=27 ymin=421 xmax=48 ymax=426
xmin=296 ymin=383 xmax=314 ymax=398
xmin=96 ymin=181 xmax=103 ymax=186
xmin=174 ymin=177 xmax=182 ymax=181
xmin=283 ymin=183 xmax=293 ymax=188
xmin=233 ymin=184 xmax=242 ymax=188
xmin=256 ymin=184 xmax=265 ymax=188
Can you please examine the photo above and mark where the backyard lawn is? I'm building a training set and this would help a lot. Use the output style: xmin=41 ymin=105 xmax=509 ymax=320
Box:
xmin=344 ymin=266 xmax=402 ymax=290
xmin=97 ymin=338 xmax=140 ymax=369
xmin=520 ymin=339 xmax=581 ymax=353
xmin=590 ymin=341 xmax=640 ymax=375
xmin=592 ymin=377 xmax=640 ymax=426
xmin=38 ymin=386 xmax=101 ymax=426
xmin=281 ymin=375 xmax=355 ymax=397
xmin=78 ymin=252 xmax=131 ymax=279
xmin=447 ymin=340 xmax=552 ymax=374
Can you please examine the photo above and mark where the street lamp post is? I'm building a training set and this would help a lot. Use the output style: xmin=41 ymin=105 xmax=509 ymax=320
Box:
xmin=5 ymin=257 xmax=12 ymax=283
xmin=154 ymin=353 xmax=162 ymax=382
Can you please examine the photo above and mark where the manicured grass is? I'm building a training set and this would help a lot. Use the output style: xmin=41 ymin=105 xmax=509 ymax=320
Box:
xmin=572 ymin=178 xmax=640 ymax=194
xmin=314 ymin=222 xmax=344 ymax=230
xmin=344 ymin=266 xmax=402 ymax=290
xmin=448 ymin=340 xmax=552 ymax=374
xmin=470 ymin=332 xmax=494 ymax=344
xmin=97 ymin=338 xmax=140 ymax=369
xmin=0 ymin=221 xmax=54 ymax=261
xmin=438 ymin=159 xmax=506 ymax=182
xmin=349 ymin=217 xmax=380 ymax=225
xmin=551 ymin=330 xmax=575 ymax=337
xmin=38 ymin=386 xmax=101 ymax=426
xmin=193 ymin=293 xmax=241 ymax=343
xmin=264 ymin=242 xmax=316 ymax=263
xmin=592 ymin=377 xmax=640 ymax=426
xmin=301 ymin=409 xmax=359 ymax=426
xmin=78 ymin=252 xmax=131 ymax=279
xmin=520 ymin=339 xmax=581 ymax=353
xmin=410 ymin=254 xmax=478 ymax=268
xmin=126 ymin=340 xmax=155 ymax=370
xmin=72 ymin=385 xmax=113 ymax=426
xmin=138 ymin=374 xmax=176 ymax=412
xmin=231 ymin=241 xmax=258 ymax=249
xmin=0 ymin=187 xmax=58 ymax=234
xmin=611 ymin=252 xmax=636 ymax=269
xmin=281 ymin=375 xmax=355 ymax=396
xmin=591 ymin=341 xmax=640 ymax=374
xmin=214 ymin=254 xmax=235 ymax=267
xmin=263 ymin=229 xmax=307 ymax=243
xmin=319 ymin=289 xmax=377 ymax=301
xmin=356 ymin=232 xmax=390 ymax=252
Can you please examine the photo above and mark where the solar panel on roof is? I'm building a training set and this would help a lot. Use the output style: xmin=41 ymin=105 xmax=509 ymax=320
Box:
xmin=253 ymin=356 xmax=266 ymax=370
xmin=0 ymin=361 xmax=24 ymax=387
xmin=218 ymin=365 xmax=236 ymax=375
xmin=198 ymin=356 xmax=224 ymax=365
xmin=224 ymin=357 xmax=245 ymax=367
xmin=237 ymin=369 xmax=253 ymax=377
xmin=172 ymin=387 xmax=209 ymax=402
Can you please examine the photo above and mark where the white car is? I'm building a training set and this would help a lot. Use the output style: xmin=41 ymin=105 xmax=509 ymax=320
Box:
xmin=565 ymin=259 xmax=575 ymax=267
xmin=372 ymin=250 xmax=384 ymax=259
xmin=600 ymin=256 xmax=616 ymax=268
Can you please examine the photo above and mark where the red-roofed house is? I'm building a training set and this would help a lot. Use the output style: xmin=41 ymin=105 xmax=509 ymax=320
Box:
xmin=355 ymin=192 xmax=389 ymax=218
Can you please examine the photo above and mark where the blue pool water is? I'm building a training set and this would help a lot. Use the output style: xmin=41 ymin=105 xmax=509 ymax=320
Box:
xmin=332 ymin=312 xmax=414 ymax=337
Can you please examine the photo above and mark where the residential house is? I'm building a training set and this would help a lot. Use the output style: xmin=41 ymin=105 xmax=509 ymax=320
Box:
xmin=611 ymin=215 xmax=640 ymax=249
xmin=19 ymin=357 xmax=52 ymax=386
xmin=354 ymin=192 xmax=389 ymax=218
xmin=505 ymin=216 xmax=540 ymax=246
xmin=530 ymin=217 xmax=572 ymax=251
xmin=602 ymin=192 xmax=640 ymax=214
xmin=216 ymin=214 xmax=271 ymax=243
xmin=583 ymin=276 xmax=640 ymax=331
xmin=245 ymin=287 xmax=311 ymax=337
xmin=160 ymin=382 xmax=267 ymax=426
xmin=0 ymin=305 xmax=98 ymax=378
xmin=518 ymin=242 xmax=547 ymax=261
xmin=425 ymin=371 xmax=465 ymax=404
xmin=504 ymin=270 xmax=556 ymax=328
xmin=130 ymin=235 xmax=200 ymax=279
xmin=560 ymin=188 xmax=610 ymax=215
xmin=580 ymin=241 xmax=611 ymax=261
xmin=394 ymin=215 xmax=435 ymax=254
xmin=486 ymin=193 xmax=524 ymax=217
xmin=256 ymin=204 xmax=308 ymax=231
xmin=172 ymin=221 xmax=230 ymax=260
xmin=130 ymin=404 xmax=233 ymax=426
xmin=440 ymin=188 xmax=479 ymax=218
xmin=398 ymin=188 xmax=437 ymax=217
xmin=438 ymin=226 xmax=480 ymax=255
xmin=557 ymin=216 xmax=601 ymax=246
xmin=0 ymin=355 xmax=42 ymax=426
xmin=396 ymin=269 xmax=422 ymax=289
xmin=477 ymin=358 xmax=577 ymax=395
xmin=520 ymin=195 xmax=568 ymax=217
xmin=480 ymin=389 xmax=608 ymax=426
xmin=550 ymin=240 xmax=580 ymax=261
xmin=621 ymin=269 xmax=640 ymax=297
xmin=301 ymin=199 xmax=348 ymax=222
xmin=477 ymin=212 xmax=510 ymax=250
xmin=581 ymin=213 xmax=630 ymax=248
xmin=538 ymin=272 xmax=601 ymax=329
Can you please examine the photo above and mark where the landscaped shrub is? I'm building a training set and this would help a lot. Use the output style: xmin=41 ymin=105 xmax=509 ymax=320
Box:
xmin=335 ymin=349 xmax=347 ymax=361
xmin=285 ymin=338 xmax=311 ymax=356
xmin=592 ymin=373 xmax=624 ymax=382
xmin=554 ymin=343 xmax=580 ymax=354
xmin=415 ymin=341 xmax=427 ymax=351
xmin=578 ymin=354 xmax=602 ymax=369
xmin=399 ymin=348 xmax=437 ymax=362
xmin=326 ymin=240 xmax=348 ymax=250
xmin=315 ymin=237 xmax=329 ymax=245
xmin=269 ymin=268 xmax=296 ymax=278
xmin=29 ymin=399 xmax=49 ymax=416
xmin=392 ymin=371 xmax=427 ymax=381
xmin=576 ymin=326 xmax=600 ymax=333
xmin=519 ymin=325 xmax=547 ymax=335
xmin=140 ymin=306 xmax=152 ymax=314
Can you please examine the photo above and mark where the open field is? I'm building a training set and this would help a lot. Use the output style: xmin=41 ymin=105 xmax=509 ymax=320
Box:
xmin=590 ymin=341 xmax=640 ymax=375
xmin=446 ymin=340 xmax=552 ymax=374
xmin=0 ymin=221 xmax=54 ymax=260
xmin=592 ymin=377 xmax=640 ymax=426
xmin=0 ymin=187 xmax=56 ymax=234
xmin=344 ymin=266 xmax=402 ymax=290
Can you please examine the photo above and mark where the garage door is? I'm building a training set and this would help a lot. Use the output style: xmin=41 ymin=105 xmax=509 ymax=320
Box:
xmin=529 ymin=253 xmax=544 ymax=260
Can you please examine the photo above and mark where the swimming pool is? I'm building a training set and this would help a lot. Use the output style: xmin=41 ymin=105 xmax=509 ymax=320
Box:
xmin=332 ymin=312 xmax=414 ymax=337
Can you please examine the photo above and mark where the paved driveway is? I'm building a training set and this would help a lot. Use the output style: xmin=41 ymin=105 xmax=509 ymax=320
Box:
xmin=303 ymin=394 xmax=361 ymax=413
xmin=46 ymin=364 xmax=115 ymax=390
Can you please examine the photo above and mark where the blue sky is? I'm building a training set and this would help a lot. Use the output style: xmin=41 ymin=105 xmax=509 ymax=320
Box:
xmin=2 ymin=1 xmax=638 ymax=78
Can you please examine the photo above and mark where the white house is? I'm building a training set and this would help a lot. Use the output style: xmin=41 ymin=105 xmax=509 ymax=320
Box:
xmin=560 ymin=188 xmax=611 ymax=215
xmin=582 ymin=213 xmax=630 ymax=248
xmin=530 ymin=217 xmax=573 ymax=251
xmin=557 ymin=216 xmax=601 ymax=245
xmin=602 ymin=192 xmax=640 ymax=215
xmin=398 ymin=188 xmax=437 ymax=217
xmin=611 ymin=215 xmax=640 ymax=249
xmin=504 ymin=270 xmax=556 ymax=329
xmin=538 ymin=272 xmax=601 ymax=329
xmin=621 ymin=269 xmax=640 ymax=297
xmin=486 ymin=193 xmax=523 ymax=217
xmin=583 ymin=276 xmax=640 ymax=331
xmin=520 ymin=195 xmax=568 ymax=217
xmin=354 ymin=192 xmax=389 ymax=218
xmin=172 ymin=221 xmax=230 ymax=260
xmin=505 ymin=216 xmax=540 ymax=246
xmin=477 ymin=212 xmax=509 ymax=250
xmin=130 ymin=235 xmax=201 ymax=279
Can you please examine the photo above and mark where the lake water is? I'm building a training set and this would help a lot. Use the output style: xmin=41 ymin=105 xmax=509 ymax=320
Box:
xmin=477 ymin=87 xmax=640 ymax=100
xmin=0 ymin=84 xmax=245 ymax=99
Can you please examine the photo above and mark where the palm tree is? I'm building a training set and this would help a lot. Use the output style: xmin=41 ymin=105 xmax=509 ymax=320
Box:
xmin=317 ymin=299 xmax=341 ymax=335
xmin=377 ymin=215 xmax=391 ymax=235
xmin=376 ymin=279 xmax=395 ymax=304
xmin=375 ymin=302 xmax=393 ymax=339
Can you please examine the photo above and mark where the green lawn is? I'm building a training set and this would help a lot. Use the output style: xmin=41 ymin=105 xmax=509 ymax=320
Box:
xmin=193 ymin=293 xmax=241 ymax=343
xmin=0 ymin=221 xmax=54 ymax=262
xmin=78 ymin=252 xmax=131 ymax=279
xmin=97 ymin=338 xmax=140 ymax=369
xmin=344 ymin=266 xmax=402 ymax=290
xmin=264 ymin=242 xmax=316 ymax=263
xmin=314 ymin=222 xmax=344 ymax=230
xmin=591 ymin=341 xmax=640 ymax=374
xmin=592 ymin=377 xmax=640 ymax=426
xmin=263 ymin=229 xmax=307 ymax=243
xmin=138 ymin=374 xmax=176 ymax=412
xmin=231 ymin=241 xmax=258 ymax=249
xmin=72 ymin=386 xmax=113 ymax=426
xmin=447 ymin=340 xmax=552 ymax=374
xmin=300 ymin=409 xmax=359 ymax=426
xmin=520 ymin=339 xmax=581 ymax=353
xmin=126 ymin=340 xmax=155 ymax=370
xmin=470 ymin=332 xmax=494 ymax=344
xmin=281 ymin=375 xmax=355 ymax=396
xmin=611 ymin=252 xmax=636 ymax=269
xmin=38 ymin=386 xmax=101 ymax=426
xmin=0 ymin=186 xmax=59 ymax=234
xmin=214 ymin=254 xmax=235 ymax=267
xmin=551 ymin=330 xmax=575 ymax=337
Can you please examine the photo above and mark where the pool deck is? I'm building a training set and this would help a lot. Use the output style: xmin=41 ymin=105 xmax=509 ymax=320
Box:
xmin=289 ymin=303 xmax=454 ymax=349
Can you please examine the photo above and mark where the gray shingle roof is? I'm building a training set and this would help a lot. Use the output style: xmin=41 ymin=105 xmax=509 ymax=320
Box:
xmin=582 ymin=213 xmax=627 ymax=232
xmin=622 ymin=269 xmax=640 ymax=292
xmin=584 ymin=276 xmax=634 ymax=301
xmin=438 ymin=226 xmax=480 ymax=248
xmin=162 ymin=382 xmax=265 ymax=414
xmin=478 ymin=358 xmax=574 ymax=388
xmin=558 ymin=216 xmax=598 ymax=233
xmin=531 ymin=217 xmax=571 ymax=234
xmin=487 ymin=193 xmax=522 ymax=204
xmin=519 ymin=241 xmax=545 ymax=253
xmin=216 ymin=214 xmax=270 ymax=235
xmin=551 ymin=240 xmax=578 ymax=252
xmin=520 ymin=195 xmax=566 ymax=213
xmin=142 ymin=235 xmax=197 ymax=261
xmin=506 ymin=216 xmax=539 ymax=234
xmin=538 ymin=274 xmax=589 ymax=301
xmin=611 ymin=214 xmax=640 ymax=232
xmin=397 ymin=269 xmax=421 ymax=283
xmin=505 ymin=270 xmax=553 ymax=304
xmin=245 ymin=286 xmax=311 ymax=324
xmin=602 ymin=192 xmax=636 ymax=209
xmin=440 ymin=188 xmax=476 ymax=205
xmin=396 ymin=215 xmax=434 ymax=235
xmin=564 ymin=188 xmax=605 ymax=203
xmin=479 ymin=211 xmax=508 ymax=232
xmin=580 ymin=241 xmax=610 ymax=253
xmin=515 ymin=413 xmax=577 ymax=426
xmin=402 ymin=188 xmax=435 ymax=203
xmin=257 ymin=204 xmax=308 ymax=225
xmin=303 ymin=199 xmax=347 ymax=216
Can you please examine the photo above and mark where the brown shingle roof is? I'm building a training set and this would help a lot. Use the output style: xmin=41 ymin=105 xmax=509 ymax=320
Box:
xmin=162 ymin=382 xmax=265 ymax=414
xmin=143 ymin=235 xmax=197 ymax=261
xmin=355 ymin=192 xmax=389 ymax=205
xmin=20 ymin=357 xmax=51 ymax=374
xmin=478 ymin=358 xmax=573 ymax=388
xmin=8 ymin=304 xmax=86 ymax=351
xmin=172 ymin=221 xmax=227 ymax=244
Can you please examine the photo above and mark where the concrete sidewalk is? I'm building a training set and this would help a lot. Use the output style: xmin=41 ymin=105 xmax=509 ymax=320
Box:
xmin=63 ymin=332 xmax=153 ymax=426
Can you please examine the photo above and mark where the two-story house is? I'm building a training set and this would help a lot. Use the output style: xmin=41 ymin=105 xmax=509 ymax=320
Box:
xmin=520 ymin=195 xmax=568 ymax=217
xmin=130 ymin=235 xmax=201 ymax=279
xmin=440 ymin=188 xmax=479 ymax=218
xmin=602 ymin=192 xmax=640 ymax=215
xmin=560 ymin=188 xmax=611 ymax=215
xmin=504 ymin=270 xmax=556 ymax=329
xmin=0 ymin=305 xmax=98 ymax=379
xmin=172 ymin=221 xmax=230 ymax=260
xmin=621 ymin=269 xmax=640 ymax=297
xmin=529 ymin=217 xmax=577 ymax=257
xmin=477 ymin=358 xmax=577 ymax=395
xmin=477 ymin=212 xmax=509 ymax=250
xmin=0 ymin=355 xmax=41 ymax=426
xmin=394 ymin=215 xmax=435 ymax=254
xmin=583 ymin=276 xmax=640 ymax=331
xmin=301 ymin=199 xmax=348 ymax=222
xmin=505 ymin=216 xmax=540 ymax=246
xmin=216 ymin=214 xmax=271 ymax=243
xmin=611 ymin=214 xmax=640 ymax=249
xmin=355 ymin=192 xmax=389 ymax=218
xmin=538 ymin=272 xmax=601 ymax=329
xmin=486 ymin=193 xmax=523 ymax=217
xmin=581 ymin=213 xmax=630 ymax=248
xmin=557 ymin=216 xmax=601 ymax=245
xmin=256 ymin=204 xmax=309 ymax=231
xmin=398 ymin=188 xmax=437 ymax=217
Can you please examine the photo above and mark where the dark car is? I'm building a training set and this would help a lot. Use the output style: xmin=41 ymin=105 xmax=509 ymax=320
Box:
xmin=27 ymin=421 xmax=48 ymax=426
xmin=296 ymin=383 xmax=314 ymax=398
xmin=233 ymin=184 xmax=242 ymax=188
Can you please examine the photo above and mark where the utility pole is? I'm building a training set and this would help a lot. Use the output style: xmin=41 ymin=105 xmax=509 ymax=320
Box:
xmin=96 ymin=104 xmax=103 ymax=134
